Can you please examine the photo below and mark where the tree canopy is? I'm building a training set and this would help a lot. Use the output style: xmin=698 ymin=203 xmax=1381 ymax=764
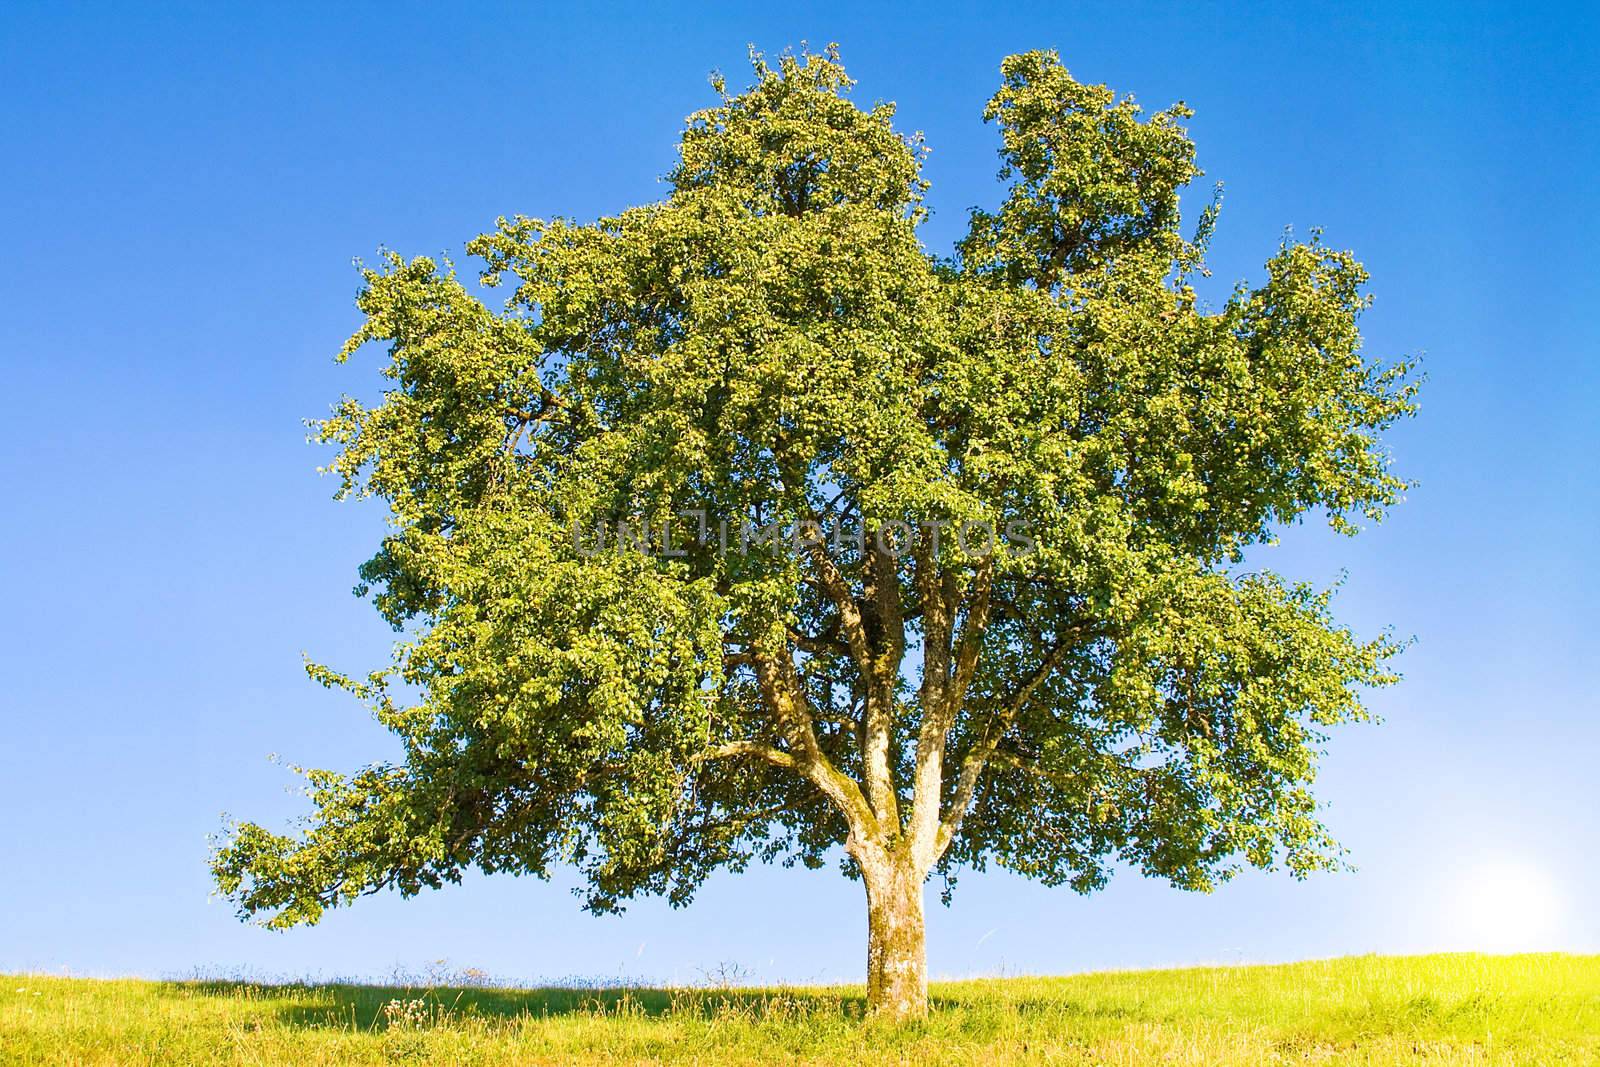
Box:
xmin=213 ymin=46 xmax=1416 ymax=1018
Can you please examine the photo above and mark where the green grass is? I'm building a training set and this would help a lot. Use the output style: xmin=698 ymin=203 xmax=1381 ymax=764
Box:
xmin=3 ymin=954 xmax=1596 ymax=1064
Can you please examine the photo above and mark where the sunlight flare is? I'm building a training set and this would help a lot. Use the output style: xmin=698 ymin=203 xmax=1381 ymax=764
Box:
xmin=1450 ymin=858 xmax=1567 ymax=952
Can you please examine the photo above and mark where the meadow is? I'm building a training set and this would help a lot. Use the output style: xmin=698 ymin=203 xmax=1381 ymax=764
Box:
xmin=2 ymin=953 xmax=1595 ymax=1065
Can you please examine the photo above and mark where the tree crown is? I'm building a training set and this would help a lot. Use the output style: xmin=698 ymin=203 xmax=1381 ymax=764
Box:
xmin=214 ymin=47 xmax=1415 ymax=929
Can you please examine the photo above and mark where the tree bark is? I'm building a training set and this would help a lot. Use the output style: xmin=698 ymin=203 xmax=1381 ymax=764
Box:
xmin=863 ymin=855 xmax=928 ymax=1021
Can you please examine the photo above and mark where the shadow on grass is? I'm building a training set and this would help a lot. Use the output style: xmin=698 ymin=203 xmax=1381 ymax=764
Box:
xmin=154 ymin=980 xmax=885 ymax=1031
xmin=153 ymin=979 xmax=1164 ymax=1038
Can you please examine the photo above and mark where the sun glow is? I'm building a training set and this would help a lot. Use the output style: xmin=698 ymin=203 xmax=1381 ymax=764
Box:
xmin=1448 ymin=857 xmax=1567 ymax=952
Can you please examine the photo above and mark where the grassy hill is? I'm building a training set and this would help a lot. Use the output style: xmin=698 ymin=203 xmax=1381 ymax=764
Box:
xmin=3 ymin=953 xmax=1596 ymax=1064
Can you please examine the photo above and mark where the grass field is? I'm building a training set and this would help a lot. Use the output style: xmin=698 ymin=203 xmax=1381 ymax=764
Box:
xmin=2 ymin=954 xmax=1595 ymax=1065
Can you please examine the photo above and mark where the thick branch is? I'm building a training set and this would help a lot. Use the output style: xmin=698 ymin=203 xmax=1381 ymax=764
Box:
xmin=908 ymin=559 xmax=993 ymax=867
xmin=861 ymin=535 xmax=906 ymax=832
xmin=695 ymin=740 xmax=799 ymax=770
xmin=805 ymin=539 xmax=899 ymax=830
xmin=750 ymin=629 xmax=879 ymax=843
xmin=907 ymin=552 xmax=985 ymax=867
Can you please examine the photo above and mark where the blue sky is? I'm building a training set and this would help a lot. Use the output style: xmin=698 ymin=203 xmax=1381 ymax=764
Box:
xmin=2 ymin=1 xmax=1596 ymax=984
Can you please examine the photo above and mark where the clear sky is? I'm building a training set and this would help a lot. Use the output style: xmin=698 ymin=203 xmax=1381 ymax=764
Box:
xmin=2 ymin=1 xmax=1596 ymax=985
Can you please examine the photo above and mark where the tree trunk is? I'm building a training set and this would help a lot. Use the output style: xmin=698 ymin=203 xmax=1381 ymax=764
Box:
xmin=863 ymin=857 xmax=928 ymax=1021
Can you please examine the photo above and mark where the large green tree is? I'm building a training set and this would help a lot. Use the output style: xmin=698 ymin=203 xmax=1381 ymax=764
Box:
xmin=214 ymin=47 xmax=1415 ymax=1020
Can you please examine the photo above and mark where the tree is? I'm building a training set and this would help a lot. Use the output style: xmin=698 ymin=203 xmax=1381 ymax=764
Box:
xmin=212 ymin=46 xmax=1416 ymax=1021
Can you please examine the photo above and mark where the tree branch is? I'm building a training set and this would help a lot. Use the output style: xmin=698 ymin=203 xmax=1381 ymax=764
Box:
xmin=749 ymin=629 xmax=879 ymax=844
xmin=802 ymin=541 xmax=874 ymax=680
xmin=933 ymin=628 xmax=1081 ymax=861
xmin=860 ymin=534 xmax=905 ymax=832
xmin=908 ymin=555 xmax=992 ymax=867
xmin=695 ymin=740 xmax=799 ymax=770
xmin=947 ymin=557 xmax=994 ymax=714
xmin=803 ymin=538 xmax=900 ymax=829
xmin=788 ymin=619 xmax=848 ymax=657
